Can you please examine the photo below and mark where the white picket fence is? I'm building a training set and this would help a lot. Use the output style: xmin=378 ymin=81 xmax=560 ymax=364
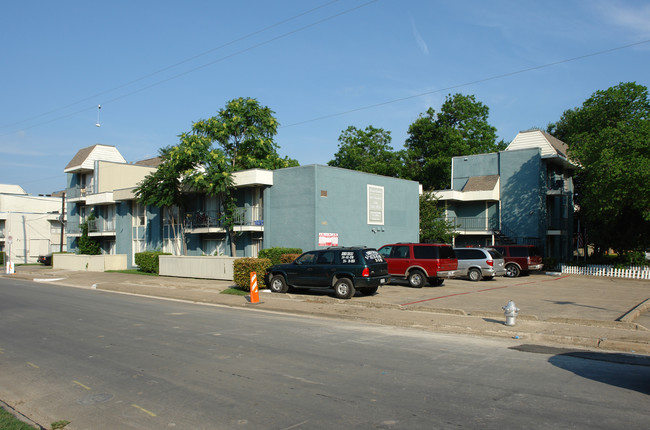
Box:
xmin=559 ymin=264 xmax=650 ymax=280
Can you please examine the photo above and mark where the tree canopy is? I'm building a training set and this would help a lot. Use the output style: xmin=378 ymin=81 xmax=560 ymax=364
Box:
xmin=328 ymin=126 xmax=404 ymax=177
xmin=135 ymin=97 xmax=297 ymax=256
xmin=548 ymin=82 xmax=650 ymax=253
xmin=403 ymin=93 xmax=504 ymax=190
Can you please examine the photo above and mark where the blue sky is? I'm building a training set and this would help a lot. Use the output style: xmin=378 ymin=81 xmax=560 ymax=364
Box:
xmin=2 ymin=0 xmax=649 ymax=195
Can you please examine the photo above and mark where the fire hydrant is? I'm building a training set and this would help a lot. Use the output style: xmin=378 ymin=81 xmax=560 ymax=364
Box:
xmin=502 ymin=300 xmax=519 ymax=326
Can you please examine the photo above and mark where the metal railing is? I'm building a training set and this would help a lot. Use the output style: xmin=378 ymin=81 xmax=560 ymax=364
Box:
xmin=443 ymin=215 xmax=498 ymax=233
xmin=88 ymin=218 xmax=116 ymax=233
xmin=186 ymin=207 xmax=263 ymax=229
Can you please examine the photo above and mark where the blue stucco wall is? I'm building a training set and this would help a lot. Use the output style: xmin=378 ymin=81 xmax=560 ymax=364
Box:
xmin=264 ymin=165 xmax=419 ymax=252
xmin=451 ymin=148 xmax=545 ymax=243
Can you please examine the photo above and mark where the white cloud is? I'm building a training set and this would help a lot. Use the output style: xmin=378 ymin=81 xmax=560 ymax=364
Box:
xmin=410 ymin=17 xmax=429 ymax=56
xmin=595 ymin=0 xmax=650 ymax=37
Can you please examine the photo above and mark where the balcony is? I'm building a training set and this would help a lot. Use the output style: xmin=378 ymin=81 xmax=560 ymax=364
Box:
xmin=88 ymin=218 xmax=116 ymax=236
xmin=186 ymin=207 xmax=264 ymax=233
xmin=546 ymin=178 xmax=569 ymax=195
xmin=442 ymin=215 xmax=499 ymax=234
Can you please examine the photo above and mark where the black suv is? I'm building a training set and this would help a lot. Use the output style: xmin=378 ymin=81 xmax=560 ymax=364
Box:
xmin=265 ymin=247 xmax=390 ymax=299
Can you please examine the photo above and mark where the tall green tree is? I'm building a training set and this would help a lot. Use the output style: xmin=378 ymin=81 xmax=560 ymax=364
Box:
xmin=328 ymin=126 xmax=404 ymax=177
xmin=404 ymin=93 xmax=504 ymax=190
xmin=548 ymin=82 xmax=650 ymax=254
xmin=419 ymin=193 xmax=457 ymax=244
xmin=136 ymin=97 xmax=297 ymax=256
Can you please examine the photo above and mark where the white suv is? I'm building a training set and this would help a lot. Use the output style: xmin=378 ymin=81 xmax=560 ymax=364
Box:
xmin=453 ymin=247 xmax=506 ymax=281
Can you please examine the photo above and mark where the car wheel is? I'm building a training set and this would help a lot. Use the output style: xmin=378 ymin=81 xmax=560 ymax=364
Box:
xmin=468 ymin=268 xmax=482 ymax=282
xmin=407 ymin=270 xmax=426 ymax=288
xmin=430 ymin=277 xmax=444 ymax=287
xmin=505 ymin=264 xmax=521 ymax=278
xmin=359 ymin=286 xmax=378 ymax=296
xmin=269 ymin=275 xmax=288 ymax=293
xmin=334 ymin=278 xmax=355 ymax=299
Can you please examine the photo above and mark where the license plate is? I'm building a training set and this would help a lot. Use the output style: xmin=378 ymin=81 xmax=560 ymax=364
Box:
xmin=380 ymin=278 xmax=386 ymax=284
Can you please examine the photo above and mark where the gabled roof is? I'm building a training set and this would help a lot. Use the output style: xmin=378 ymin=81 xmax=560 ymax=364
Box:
xmin=134 ymin=157 xmax=163 ymax=167
xmin=64 ymin=144 xmax=126 ymax=173
xmin=506 ymin=129 xmax=568 ymax=158
xmin=462 ymin=175 xmax=499 ymax=192
xmin=0 ymin=184 xmax=27 ymax=195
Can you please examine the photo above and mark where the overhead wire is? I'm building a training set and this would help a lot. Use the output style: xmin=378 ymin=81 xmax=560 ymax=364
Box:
xmin=0 ymin=0 xmax=377 ymax=135
xmin=282 ymin=38 xmax=650 ymax=128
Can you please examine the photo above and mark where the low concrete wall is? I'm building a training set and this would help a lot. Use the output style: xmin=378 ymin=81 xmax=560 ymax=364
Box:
xmin=53 ymin=254 xmax=128 ymax=272
xmin=159 ymin=255 xmax=235 ymax=281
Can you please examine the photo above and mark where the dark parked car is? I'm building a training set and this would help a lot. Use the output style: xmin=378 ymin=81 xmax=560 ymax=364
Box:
xmin=492 ymin=245 xmax=543 ymax=277
xmin=377 ymin=243 xmax=457 ymax=287
xmin=37 ymin=254 xmax=52 ymax=266
xmin=265 ymin=247 xmax=390 ymax=299
xmin=453 ymin=247 xmax=506 ymax=281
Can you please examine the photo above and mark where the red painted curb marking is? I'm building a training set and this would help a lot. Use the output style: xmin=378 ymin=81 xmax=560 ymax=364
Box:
xmin=400 ymin=275 xmax=571 ymax=307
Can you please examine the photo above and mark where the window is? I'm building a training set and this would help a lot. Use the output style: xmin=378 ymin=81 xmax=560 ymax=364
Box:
xmin=392 ymin=246 xmax=410 ymax=259
xmin=133 ymin=201 xmax=145 ymax=227
xmin=367 ymin=184 xmax=384 ymax=225
xmin=317 ymin=251 xmax=335 ymax=265
xmin=414 ymin=246 xmax=440 ymax=259
xmin=296 ymin=252 xmax=317 ymax=265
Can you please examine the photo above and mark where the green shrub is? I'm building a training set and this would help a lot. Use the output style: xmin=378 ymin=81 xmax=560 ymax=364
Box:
xmin=233 ymin=258 xmax=272 ymax=290
xmin=135 ymin=251 xmax=171 ymax=274
xmin=280 ymin=253 xmax=300 ymax=263
xmin=0 ymin=251 xmax=5 ymax=265
xmin=258 ymin=247 xmax=302 ymax=265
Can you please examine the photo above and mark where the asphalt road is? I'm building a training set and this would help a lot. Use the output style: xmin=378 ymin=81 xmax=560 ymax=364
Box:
xmin=1 ymin=277 xmax=649 ymax=429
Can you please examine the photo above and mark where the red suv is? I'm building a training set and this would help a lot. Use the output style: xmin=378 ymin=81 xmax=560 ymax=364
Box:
xmin=378 ymin=243 xmax=457 ymax=287
xmin=492 ymin=245 xmax=543 ymax=277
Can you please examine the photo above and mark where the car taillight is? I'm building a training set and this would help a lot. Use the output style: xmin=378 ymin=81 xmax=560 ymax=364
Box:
xmin=362 ymin=267 xmax=370 ymax=277
xmin=487 ymin=260 xmax=494 ymax=266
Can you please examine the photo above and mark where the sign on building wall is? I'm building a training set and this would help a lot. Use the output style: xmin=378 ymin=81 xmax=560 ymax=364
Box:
xmin=367 ymin=184 xmax=384 ymax=225
xmin=318 ymin=232 xmax=339 ymax=247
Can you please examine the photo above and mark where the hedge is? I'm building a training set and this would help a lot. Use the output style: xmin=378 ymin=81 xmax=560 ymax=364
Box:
xmin=280 ymin=253 xmax=300 ymax=263
xmin=0 ymin=251 xmax=5 ymax=265
xmin=135 ymin=251 xmax=171 ymax=274
xmin=233 ymin=258 xmax=272 ymax=290
xmin=258 ymin=247 xmax=302 ymax=265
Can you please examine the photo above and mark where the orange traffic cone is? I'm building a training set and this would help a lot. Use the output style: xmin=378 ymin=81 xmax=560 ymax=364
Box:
xmin=249 ymin=272 xmax=260 ymax=304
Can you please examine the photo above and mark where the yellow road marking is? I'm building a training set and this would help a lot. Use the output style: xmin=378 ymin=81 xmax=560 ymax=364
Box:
xmin=132 ymin=404 xmax=156 ymax=417
xmin=26 ymin=362 xmax=39 ymax=369
xmin=73 ymin=380 xmax=91 ymax=390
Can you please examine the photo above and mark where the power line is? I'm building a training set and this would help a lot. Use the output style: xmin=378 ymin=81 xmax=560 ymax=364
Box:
xmin=282 ymin=38 xmax=650 ymax=128
xmin=0 ymin=0 xmax=377 ymax=135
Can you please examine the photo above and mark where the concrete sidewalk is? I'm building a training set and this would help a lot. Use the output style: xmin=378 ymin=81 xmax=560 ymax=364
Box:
xmin=5 ymin=265 xmax=650 ymax=355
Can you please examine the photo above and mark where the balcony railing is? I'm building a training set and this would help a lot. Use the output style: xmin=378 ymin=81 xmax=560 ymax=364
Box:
xmin=88 ymin=218 xmax=116 ymax=234
xmin=186 ymin=207 xmax=263 ymax=229
xmin=443 ymin=215 xmax=499 ymax=233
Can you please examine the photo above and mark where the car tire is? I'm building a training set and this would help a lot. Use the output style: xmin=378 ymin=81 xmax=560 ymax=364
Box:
xmin=359 ymin=286 xmax=378 ymax=296
xmin=505 ymin=264 xmax=521 ymax=278
xmin=429 ymin=277 xmax=444 ymax=287
xmin=468 ymin=268 xmax=482 ymax=282
xmin=408 ymin=270 xmax=426 ymax=288
xmin=269 ymin=275 xmax=289 ymax=293
xmin=334 ymin=278 xmax=355 ymax=299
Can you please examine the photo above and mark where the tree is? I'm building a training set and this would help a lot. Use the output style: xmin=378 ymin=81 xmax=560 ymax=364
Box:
xmin=136 ymin=97 xmax=297 ymax=257
xmin=548 ymin=82 xmax=650 ymax=254
xmin=78 ymin=213 xmax=101 ymax=255
xmin=404 ymin=93 xmax=504 ymax=190
xmin=328 ymin=126 xmax=404 ymax=177
xmin=419 ymin=193 xmax=456 ymax=244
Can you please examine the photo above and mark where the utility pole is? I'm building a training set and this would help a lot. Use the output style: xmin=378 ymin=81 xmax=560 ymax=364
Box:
xmin=60 ymin=192 xmax=65 ymax=253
